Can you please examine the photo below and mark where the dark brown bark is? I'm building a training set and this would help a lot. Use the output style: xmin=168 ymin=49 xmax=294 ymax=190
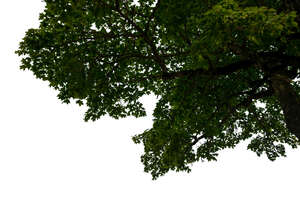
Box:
xmin=271 ymin=74 xmax=300 ymax=140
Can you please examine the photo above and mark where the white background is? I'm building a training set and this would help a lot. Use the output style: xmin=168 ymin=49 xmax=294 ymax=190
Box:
xmin=1 ymin=1 xmax=300 ymax=216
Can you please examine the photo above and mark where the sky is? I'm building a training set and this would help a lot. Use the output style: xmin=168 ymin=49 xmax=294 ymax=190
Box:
xmin=1 ymin=1 xmax=300 ymax=216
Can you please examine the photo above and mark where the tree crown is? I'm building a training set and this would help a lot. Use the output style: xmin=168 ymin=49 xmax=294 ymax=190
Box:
xmin=17 ymin=0 xmax=300 ymax=179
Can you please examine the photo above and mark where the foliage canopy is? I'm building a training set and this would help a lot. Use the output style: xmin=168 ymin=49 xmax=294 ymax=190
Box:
xmin=17 ymin=0 xmax=300 ymax=179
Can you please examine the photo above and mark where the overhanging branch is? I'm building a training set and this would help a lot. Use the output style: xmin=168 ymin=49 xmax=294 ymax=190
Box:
xmin=162 ymin=59 xmax=255 ymax=80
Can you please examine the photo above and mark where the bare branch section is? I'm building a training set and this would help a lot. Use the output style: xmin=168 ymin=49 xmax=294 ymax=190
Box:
xmin=271 ymin=74 xmax=300 ymax=140
xmin=162 ymin=59 xmax=255 ymax=79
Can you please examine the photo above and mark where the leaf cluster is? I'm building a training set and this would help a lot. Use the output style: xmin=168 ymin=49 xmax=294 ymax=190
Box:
xmin=16 ymin=0 xmax=300 ymax=179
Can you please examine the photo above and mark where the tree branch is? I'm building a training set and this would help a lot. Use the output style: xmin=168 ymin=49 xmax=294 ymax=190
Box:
xmin=112 ymin=0 xmax=168 ymax=74
xmin=145 ymin=0 xmax=161 ymax=32
xmin=191 ymin=89 xmax=274 ymax=146
xmin=162 ymin=59 xmax=255 ymax=80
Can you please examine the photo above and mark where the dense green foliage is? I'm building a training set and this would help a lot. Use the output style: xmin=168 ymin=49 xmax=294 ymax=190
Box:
xmin=17 ymin=0 xmax=300 ymax=179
